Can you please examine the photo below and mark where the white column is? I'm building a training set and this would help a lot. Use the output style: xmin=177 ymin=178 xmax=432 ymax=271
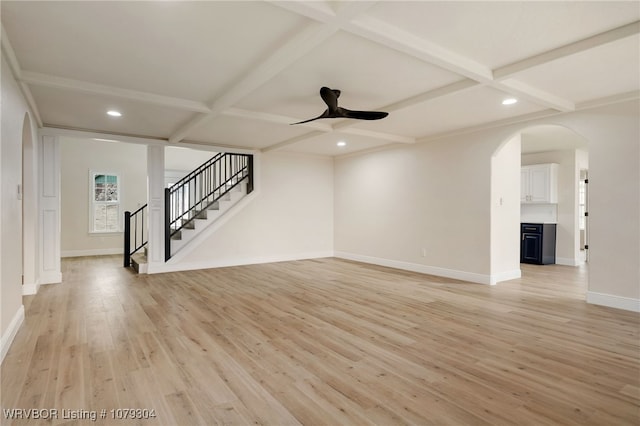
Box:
xmin=146 ymin=145 xmax=165 ymax=271
xmin=22 ymin=116 xmax=39 ymax=294
xmin=39 ymin=135 xmax=61 ymax=284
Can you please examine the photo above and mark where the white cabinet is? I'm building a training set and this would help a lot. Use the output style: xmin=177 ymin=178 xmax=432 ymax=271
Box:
xmin=521 ymin=163 xmax=558 ymax=203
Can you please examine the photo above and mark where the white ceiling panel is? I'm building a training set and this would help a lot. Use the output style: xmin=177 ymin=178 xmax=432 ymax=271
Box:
xmin=187 ymin=115 xmax=316 ymax=149
xmin=349 ymin=85 xmax=547 ymax=139
xmin=1 ymin=1 xmax=308 ymax=102
xmin=366 ymin=1 xmax=640 ymax=69
xmin=30 ymin=86 xmax=192 ymax=138
xmin=505 ymin=35 xmax=640 ymax=104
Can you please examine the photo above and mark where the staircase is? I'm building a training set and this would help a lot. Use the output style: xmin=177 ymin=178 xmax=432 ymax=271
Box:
xmin=168 ymin=179 xmax=248 ymax=254
xmin=124 ymin=152 xmax=253 ymax=272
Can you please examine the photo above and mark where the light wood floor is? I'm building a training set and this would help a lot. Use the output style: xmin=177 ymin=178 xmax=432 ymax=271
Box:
xmin=2 ymin=256 xmax=639 ymax=425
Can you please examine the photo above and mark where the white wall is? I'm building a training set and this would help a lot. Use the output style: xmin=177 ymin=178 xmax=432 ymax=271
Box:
xmin=570 ymin=101 xmax=640 ymax=309
xmin=335 ymin=131 xmax=497 ymax=284
xmin=335 ymin=100 xmax=639 ymax=310
xmin=161 ymin=151 xmax=334 ymax=270
xmin=491 ymin=134 xmax=521 ymax=282
xmin=165 ymin=146 xmax=216 ymax=172
xmin=60 ymin=138 xmax=147 ymax=256
xmin=522 ymin=149 xmax=579 ymax=266
xmin=1 ymin=54 xmax=38 ymax=358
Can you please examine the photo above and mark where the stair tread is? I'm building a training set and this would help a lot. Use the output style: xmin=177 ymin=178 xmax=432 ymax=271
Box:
xmin=131 ymin=253 xmax=147 ymax=264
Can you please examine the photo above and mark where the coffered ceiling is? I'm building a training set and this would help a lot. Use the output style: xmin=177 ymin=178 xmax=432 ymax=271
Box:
xmin=2 ymin=1 xmax=638 ymax=156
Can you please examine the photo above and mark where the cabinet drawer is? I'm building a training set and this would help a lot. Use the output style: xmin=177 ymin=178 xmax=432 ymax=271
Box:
xmin=521 ymin=224 xmax=543 ymax=234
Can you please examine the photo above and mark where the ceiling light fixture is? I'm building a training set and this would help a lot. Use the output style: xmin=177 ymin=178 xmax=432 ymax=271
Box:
xmin=337 ymin=141 xmax=347 ymax=147
xmin=502 ymin=98 xmax=518 ymax=105
xmin=107 ymin=110 xmax=122 ymax=117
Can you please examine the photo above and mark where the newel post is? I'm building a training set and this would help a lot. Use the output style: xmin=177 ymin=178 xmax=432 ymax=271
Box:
xmin=247 ymin=155 xmax=254 ymax=194
xmin=123 ymin=211 xmax=131 ymax=267
xmin=164 ymin=188 xmax=171 ymax=262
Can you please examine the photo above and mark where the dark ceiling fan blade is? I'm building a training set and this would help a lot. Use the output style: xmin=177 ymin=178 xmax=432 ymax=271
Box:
xmin=338 ymin=108 xmax=389 ymax=120
xmin=290 ymin=109 xmax=330 ymax=125
xmin=291 ymin=87 xmax=389 ymax=124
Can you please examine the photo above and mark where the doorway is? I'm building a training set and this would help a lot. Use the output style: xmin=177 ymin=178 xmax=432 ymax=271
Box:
xmin=520 ymin=125 xmax=589 ymax=268
xmin=579 ymin=169 xmax=589 ymax=263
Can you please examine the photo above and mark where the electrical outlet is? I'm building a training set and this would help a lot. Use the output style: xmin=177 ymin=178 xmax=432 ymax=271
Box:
xmin=421 ymin=248 xmax=427 ymax=257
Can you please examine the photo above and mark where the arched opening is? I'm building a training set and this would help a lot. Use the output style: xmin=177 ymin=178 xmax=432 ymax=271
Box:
xmin=520 ymin=125 xmax=589 ymax=267
xmin=491 ymin=123 xmax=589 ymax=285
xmin=21 ymin=112 xmax=38 ymax=293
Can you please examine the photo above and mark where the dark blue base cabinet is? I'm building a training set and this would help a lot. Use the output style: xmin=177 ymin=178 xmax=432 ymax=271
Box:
xmin=521 ymin=223 xmax=557 ymax=265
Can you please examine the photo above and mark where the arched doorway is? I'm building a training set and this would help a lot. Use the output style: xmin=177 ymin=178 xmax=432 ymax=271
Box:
xmin=519 ymin=125 xmax=589 ymax=267
xmin=491 ymin=124 xmax=589 ymax=283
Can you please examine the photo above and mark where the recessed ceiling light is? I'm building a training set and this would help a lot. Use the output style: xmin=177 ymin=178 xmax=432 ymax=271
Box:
xmin=337 ymin=141 xmax=347 ymax=147
xmin=107 ymin=110 xmax=122 ymax=117
xmin=502 ymin=98 xmax=518 ymax=105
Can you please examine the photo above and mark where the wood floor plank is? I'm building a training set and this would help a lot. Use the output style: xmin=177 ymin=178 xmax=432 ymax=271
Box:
xmin=1 ymin=256 xmax=638 ymax=425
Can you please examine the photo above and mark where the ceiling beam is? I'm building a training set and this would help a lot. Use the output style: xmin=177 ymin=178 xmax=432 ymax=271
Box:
xmin=20 ymin=71 xmax=212 ymax=113
xmin=494 ymin=21 xmax=640 ymax=80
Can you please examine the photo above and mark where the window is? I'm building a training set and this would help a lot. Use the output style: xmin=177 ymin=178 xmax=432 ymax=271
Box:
xmin=90 ymin=172 xmax=121 ymax=233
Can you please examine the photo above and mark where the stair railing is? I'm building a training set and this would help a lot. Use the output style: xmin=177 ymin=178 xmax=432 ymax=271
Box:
xmin=123 ymin=203 xmax=148 ymax=267
xmin=164 ymin=153 xmax=253 ymax=261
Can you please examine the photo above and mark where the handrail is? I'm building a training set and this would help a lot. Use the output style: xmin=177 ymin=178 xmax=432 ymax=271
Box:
xmin=164 ymin=152 xmax=253 ymax=261
xmin=123 ymin=203 xmax=148 ymax=267
xmin=170 ymin=152 xmax=224 ymax=190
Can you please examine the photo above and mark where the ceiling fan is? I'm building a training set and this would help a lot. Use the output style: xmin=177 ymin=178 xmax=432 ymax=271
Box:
xmin=291 ymin=87 xmax=389 ymax=125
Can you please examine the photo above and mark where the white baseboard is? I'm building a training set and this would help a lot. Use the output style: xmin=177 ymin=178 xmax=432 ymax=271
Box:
xmin=22 ymin=280 xmax=40 ymax=296
xmin=490 ymin=269 xmax=522 ymax=284
xmin=39 ymin=271 xmax=62 ymax=285
xmin=1 ymin=305 xmax=25 ymax=363
xmin=587 ymin=291 xmax=640 ymax=312
xmin=334 ymin=251 xmax=504 ymax=285
xmin=556 ymin=257 xmax=582 ymax=266
xmin=147 ymin=251 xmax=334 ymax=274
xmin=62 ymin=248 xmax=122 ymax=257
